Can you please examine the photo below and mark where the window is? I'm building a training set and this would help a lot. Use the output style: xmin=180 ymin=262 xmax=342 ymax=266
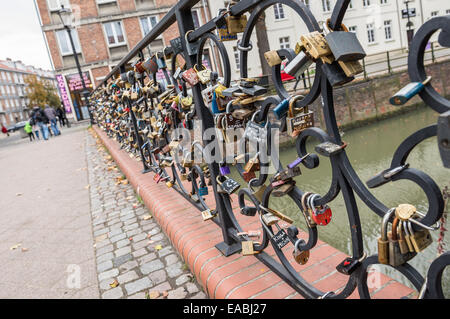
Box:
xmin=13 ymin=73 xmax=18 ymax=83
xmin=96 ymin=0 xmax=116 ymax=4
xmin=274 ymin=3 xmax=285 ymax=20
xmin=56 ymin=29 xmax=81 ymax=55
xmin=0 ymin=86 xmax=4 ymax=94
xmin=192 ymin=9 xmax=202 ymax=29
xmin=279 ymin=37 xmax=290 ymax=49
xmin=233 ymin=47 xmax=240 ymax=70
xmin=1 ymin=72 xmax=6 ymax=81
xmin=140 ymin=16 xmax=158 ymax=35
xmin=384 ymin=20 xmax=392 ymax=40
xmin=6 ymin=85 xmax=10 ymax=94
xmin=367 ymin=23 xmax=375 ymax=43
xmin=380 ymin=0 xmax=387 ymax=4
xmin=431 ymin=11 xmax=439 ymax=17
xmin=446 ymin=9 xmax=450 ymax=15
xmin=103 ymin=21 xmax=126 ymax=47
xmin=47 ymin=0 xmax=70 ymax=11
xmin=322 ymin=0 xmax=331 ymax=12
xmin=6 ymin=73 xmax=11 ymax=82
xmin=363 ymin=0 xmax=371 ymax=7
xmin=348 ymin=26 xmax=357 ymax=33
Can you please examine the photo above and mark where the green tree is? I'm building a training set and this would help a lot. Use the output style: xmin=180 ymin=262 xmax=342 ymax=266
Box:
xmin=24 ymin=75 xmax=61 ymax=108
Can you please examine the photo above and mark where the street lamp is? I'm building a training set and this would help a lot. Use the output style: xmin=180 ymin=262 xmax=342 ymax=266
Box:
xmin=404 ymin=0 xmax=415 ymax=47
xmin=57 ymin=5 xmax=94 ymax=125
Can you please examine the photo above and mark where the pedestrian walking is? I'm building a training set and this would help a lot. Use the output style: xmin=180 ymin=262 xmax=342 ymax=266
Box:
xmin=1 ymin=124 xmax=9 ymax=137
xmin=31 ymin=120 xmax=40 ymax=140
xmin=30 ymin=106 xmax=50 ymax=140
xmin=56 ymin=107 xmax=65 ymax=127
xmin=44 ymin=105 xmax=60 ymax=136
xmin=24 ymin=121 xmax=35 ymax=142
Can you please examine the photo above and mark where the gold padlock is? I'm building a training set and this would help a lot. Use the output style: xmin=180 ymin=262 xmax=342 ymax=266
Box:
xmin=264 ymin=50 xmax=282 ymax=67
xmin=166 ymin=180 xmax=174 ymax=188
xmin=338 ymin=60 xmax=363 ymax=77
xmin=241 ymin=241 xmax=255 ymax=256
xmin=300 ymin=31 xmax=332 ymax=60
xmin=226 ymin=15 xmax=248 ymax=34
xmin=261 ymin=213 xmax=279 ymax=226
xmin=194 ymin=64 xmax=212 ymax=84
xmin=286 ymin=95 xmax=314 ymax=137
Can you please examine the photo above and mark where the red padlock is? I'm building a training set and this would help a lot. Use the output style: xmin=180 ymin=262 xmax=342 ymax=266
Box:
xmin=153 ymin=173 xmax=161 ymax=183
xmin=311 ymin=204 xmax=332 ymax=226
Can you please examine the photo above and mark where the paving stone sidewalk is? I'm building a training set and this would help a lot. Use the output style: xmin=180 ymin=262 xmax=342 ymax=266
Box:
xmin=85 ymin=130 xmax=207 ymax=299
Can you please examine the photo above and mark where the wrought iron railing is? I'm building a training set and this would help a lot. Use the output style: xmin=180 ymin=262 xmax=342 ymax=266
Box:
xmin=90 ymin=0 xmax=450 ymax=299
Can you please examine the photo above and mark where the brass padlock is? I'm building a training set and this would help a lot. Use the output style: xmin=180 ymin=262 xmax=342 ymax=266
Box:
xmin=293 ymin=247 xmax=310 ymax=265
xmin=261 ymin=212 xmax=279 ymax=226
xmin=286 ymin=95 xmax=314 ymax=137
xmin=241 ymin=241 xmax=255 ymax=256
xmin=300 ymin=31 xmax=332 ymax=60
xmin=407 ymin=220 xmax=433 ymax=253
xmin=226 ymin=15 xmax=248 ymax=34
xmin=264 ymin=50 xmax=282 ymax=67
xmin=244 ymin=153 xmax=260 ymax=173
xmin=388 ymin=217 xmax=416 ymax=267
xmin=378 ymin=209 xmax=394 ymax=265
xmin=194 ymin=64 xmax=212 ymax=84
xmin=182 ymin=153 xmax=193 ymax=168
xmin=338 ymin=60 xmax=363 ymax=77
xmin=166 ymin=180 xmax=174 ymax=188
xmin=249 ymin=183 xmax=267 ymax=202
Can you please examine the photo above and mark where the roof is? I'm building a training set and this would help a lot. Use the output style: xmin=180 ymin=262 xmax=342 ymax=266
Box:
xmin=0 ymin=59 xmax=55 ymax=79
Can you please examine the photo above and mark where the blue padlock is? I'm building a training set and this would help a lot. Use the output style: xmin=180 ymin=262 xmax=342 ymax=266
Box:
xmin=389 ymin=76 xmax=431 ymax=106
xmin=211 ymin=91 xmax=224 ymax=114
xmin=198 ymin=185 xmax=209 ymax=196
xmin=272 ymin=98 xmax=289 ymax=120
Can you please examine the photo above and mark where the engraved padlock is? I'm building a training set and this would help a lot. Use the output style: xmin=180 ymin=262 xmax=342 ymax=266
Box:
xmin=378 ymin=209 xmax=394 ymax=265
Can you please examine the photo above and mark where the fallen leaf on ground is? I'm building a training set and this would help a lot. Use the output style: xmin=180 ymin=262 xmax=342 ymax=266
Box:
xmin=109 ymin=279 xmax=119 ymax=288
xmin=84 ymin=185 xmax=90 ymax=189
xmin=154 ymin=245 xmax=162 ymax=251
xmin=16 ymin=193 xmax=23 ymax=196
xmin=129 ymin=237 xmax=133 ymax=241
xmin=143 ymin=215 xmax=152 ymax=220
xmin=21 ymin=248 xmax=29 ymax=252
xmin=133 ymin=203 xmax=138 ymax=208
xmin=121 ymin=180 xmax=129 ymax=185
xmin=10 ymin=243 xmax=21 ymax=250
xmin=148 ymin=291 xmax=160 ymax=299
xmin=126 ymin=196 xmax=134 ymax=201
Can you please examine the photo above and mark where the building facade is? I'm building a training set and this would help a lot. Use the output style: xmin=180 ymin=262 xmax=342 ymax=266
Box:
xmin=35 ymin=0 xmax=450 ymax=98
xmin=34 ymin=0 xmax=209 ymax=121
xmin=0 ymin=59 xmax=56 ymax=127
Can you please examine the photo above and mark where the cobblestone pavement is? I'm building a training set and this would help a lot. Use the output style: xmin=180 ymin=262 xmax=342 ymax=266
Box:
xmin=86 ymin=129 xmax=207 ymax=299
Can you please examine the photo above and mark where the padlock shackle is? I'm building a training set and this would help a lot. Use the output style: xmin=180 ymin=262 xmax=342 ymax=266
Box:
xmin=381 ymin=208 xmax=395 ymax=241
xmin=324 ymin=18 xmax=349 ymax=33
xmin=391 ymin=217 xmax=400 ymax=241
xmin=288 ymin=95 xmax=306 ymax=118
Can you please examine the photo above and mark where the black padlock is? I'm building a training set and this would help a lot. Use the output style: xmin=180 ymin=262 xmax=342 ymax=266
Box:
xmin=222 ymin=86 xmax=241 ymax=97
xmin=239 ymin=85 xmax=267 ymax=97
xmin=336 ymin=257 xmax=361 ymax=275
xmin=325 ymin=31 xmax=366 ymax=62
xmin=321 ymin=62 xmax=354 ymax=87
xmin=438 ymin=110 xmax=450 ymax=168
xmin=170 ymin=37 xmax=184 ymax=55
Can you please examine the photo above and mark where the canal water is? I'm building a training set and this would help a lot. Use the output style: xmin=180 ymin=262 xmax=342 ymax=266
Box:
xmin=230 ymin=106 xmax=449 ymax=297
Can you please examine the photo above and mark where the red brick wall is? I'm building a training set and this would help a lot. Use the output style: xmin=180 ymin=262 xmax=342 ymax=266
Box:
xmin=91 ymin=66 xmax=111 ymax=88
xmin=36 ymin=0 xmax=51 ymax=25
xmin=77 ymin=23 xmax=109 ymax=63
xmin=118 ymin=0 xmax=136 ymax=12
xmin=71 ymin=0 xmax=98 ymax=19
xmin=123 ymin=17 xmax=143 ymax=49
xmin=155 ymin=0 xmax=177 ymax=7
xmin=45 ymin=31 xmax=63 ymax=70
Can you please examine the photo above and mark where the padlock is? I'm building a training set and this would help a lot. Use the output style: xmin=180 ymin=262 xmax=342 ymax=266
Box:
xmin=181 ymin=96 xmax=193 ymax=110
xmin=216 ymin=175 xmax=240 ymax=195
xmin=194 ymin=64 xmax=212 ymax=84
xmin=260 ymin=206 xmax=294 ymax=224
xmin=202 ymin=85 xmax=215 ymax=105
xmin=175 ymin=54 xmax=186 ymax=69
xmin=201 ymin=209 xmax=215 ymax=221
xmin=300 ymin=31 xmax=332 ymax=60
xmin=293 ymin=239 xmax=309 ymax=265
xmin=156 ymin=52 xmax=167 ymax=69
xmin=336 ymin=257 xmax=362 ymax=275
xmin=397 ymin=222 xmax=410 ymax=255
xmin=166 ymin=180 xmax=174 ymax=188
xmin=321 ymin=61 xmax=354 ymax=87
xmin=278 ymin=166 xmax=301 ymax=181
xmin=323 ymin=20 xmax=366 ymax=62
xmin=388 ymin=217 xmax=416 ymax=267
xmin=378 ymin=209 xmax=394 ymax=265
xmin=261 ymin=212 xmax=279 ymax=226
xmin=395 ymin=204 xmax=416 ymax=221
xmin=272 ymin=181 xmax=295 ymax=197
xmin=407 ymin=220 xmax=433 ymax=253
xmin=338 ymin=60 xmax=364 ymax=77
xmin=242 ymin=170 xmax=256 ymax=183
xmin=226 ymin=15 xmax=248 ymax=34
xmin=250 ymin=184 xmax=267 ymax=203
xmin=241 ymin=241 xmax=255 ymax=255
xmin=198 ymin=183 xmax=208 ymax=196
xmin=217 ymin=23 xmax=238 ymax=42
xmin=402 ymin=221 xmax=416 ymax=253
xmin=287 ymin=154 xmax=310 ymax=170
xmin=244 ymin=153 xmax=260 ymax=173
xmin=264 ymin=50 xmax=282 ymax=67
xmin=284 ymin=51 xmax=313 ymax=78
xmin=231 ymin=108 xmax=255 ymax=121
xmin=219 ymin=163 xmax=231 ymax=175
xmin=389 ymin=77 xmax=432 ymax=106
xmin=310 ymin=204 xmax=332 ymax=226
xmin=272 ymin=98 xmax=290 ymax=120
xmin=142 ymin=56 xmax=158 ymax=74
xmin=182 ymin=68 xmax=200 ymax=86
xmin=286 ymin=95 xmax=314 ymax=137
xmin=182 ymin=152 xmax=193 ymax=168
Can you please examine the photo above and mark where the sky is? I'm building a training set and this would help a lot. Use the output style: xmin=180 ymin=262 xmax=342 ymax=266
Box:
xmin=0 ymin=0 xmax=53 ymax=70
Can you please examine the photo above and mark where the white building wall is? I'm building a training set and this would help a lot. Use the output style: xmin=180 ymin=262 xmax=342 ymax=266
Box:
xmin=207 ymin=0 xmax=449 ymax=83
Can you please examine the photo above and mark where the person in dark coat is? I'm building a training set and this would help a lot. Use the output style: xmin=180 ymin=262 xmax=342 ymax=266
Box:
xmin=30 ymin=106 xmax=50 ymax=140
